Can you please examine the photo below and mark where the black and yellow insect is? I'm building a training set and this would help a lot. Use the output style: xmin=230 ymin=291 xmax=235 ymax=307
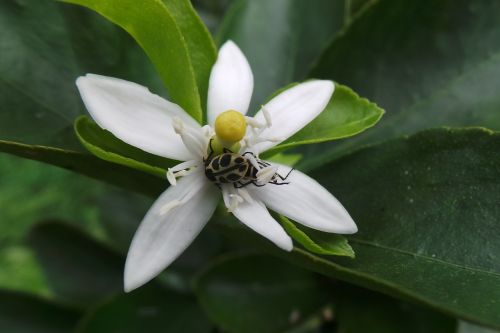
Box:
xmin=204 ymin=139 xmax=291 ymax=188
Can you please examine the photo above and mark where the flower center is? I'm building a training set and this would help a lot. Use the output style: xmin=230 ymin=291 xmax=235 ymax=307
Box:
xmin=166 ymin=108 xmax=292 ymax=213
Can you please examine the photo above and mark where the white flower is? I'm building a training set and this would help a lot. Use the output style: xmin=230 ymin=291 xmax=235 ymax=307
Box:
xmin=76 ymin=41 xmax=357 ymax=292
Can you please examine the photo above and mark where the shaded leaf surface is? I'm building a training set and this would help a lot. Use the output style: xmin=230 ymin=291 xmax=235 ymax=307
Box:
xmin=0 ymin=290 xmax=80 ymax=333
xmin=335 ymin=286 xmax=456 ymax=333
xmin=195 ymin=254 xmax=329 ymax=333
xmin=215 ymin=128 xmax=500 ymax=329
xmin=307 ymin=0 xmax=500 ymax=168
xmin=76 ymin=285 xmax=212 ymax=333
xmin=28 ymin=222 xmax=124 ymax=307
xmin=0 ymin=0 xmax=165 ymax=148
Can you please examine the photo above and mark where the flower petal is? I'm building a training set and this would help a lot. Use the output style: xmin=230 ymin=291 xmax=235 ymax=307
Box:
xmin=124 ymin=172 xmax=218 ymax=292
xmin=76 ymin=74 xmax=200 ymax=161
xmin=252 ymin=80 xmax=334 ymax=154
xmin=250 ymin=163 xmax=357 ymax=234
xmin=207 ymin=41 xmax=254 ymax=125
xmin=228 ymin=195 xmax=293 ymax=251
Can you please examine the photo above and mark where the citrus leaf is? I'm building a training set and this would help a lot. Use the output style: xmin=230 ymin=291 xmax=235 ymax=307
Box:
xmin=194 ymin=253 xmax=328 ymax=333
xmin=76 ymin=284 xmax=212 ymax=333
xmin=28 ymin=221 xmax=123 ymax=307
xmin=0 ymin=0 xmax=165 ymax=148
xmin=74 ymin=116 xmax=173 ymax=178
xmin=307 ymin=0 xmax=500 ymax=168
xmin=279 ymin=215 xmax=354 ymax=258
xmin=60 ymin=0 xmax=217 ymax=123
xmin=215 ymin=128 xmax=500 ymax=329
xmin=0 ymin=140 xmax=164 ymax=197
xmin=335 ymin=286 xmax=456 ymax=333
xmin=264 ymin=84 xmax=384 ymax=156
xmin=0 ymin=290 xmax=80 ymax=333
xmin=161 ymin=0 xmax=217 ymax=121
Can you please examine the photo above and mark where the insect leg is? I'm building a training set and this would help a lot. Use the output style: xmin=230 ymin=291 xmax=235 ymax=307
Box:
xmin=276 ymin=168 xmax=294 ymax=181
xmin=269 ymin=179 xmax=290 ymax=186
xmin=251 ymin=180 xmax=268 ymax=187
xmin=234 ymin=180 xmax=253 ymax=188
xmin=205 ymin=138 xmax=215 ymax=162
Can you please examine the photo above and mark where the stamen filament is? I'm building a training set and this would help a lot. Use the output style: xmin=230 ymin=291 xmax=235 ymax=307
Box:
xmin=167 ymin=160 xmax=199 ymax=186
xmin=261 ymin=105 xmax=273 ymax=127
xmin=172 ymin=117 xmax=208 ymax=157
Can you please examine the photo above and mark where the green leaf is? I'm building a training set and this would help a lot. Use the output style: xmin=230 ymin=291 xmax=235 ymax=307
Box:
xmin=307 ymin=0 xmax=500 ymax=168
xmin=0 ymin=289 xmax=80 ymax=333
xmin=76 ymin=284 xmax=212 ymax=333
xmin=217 ymin=0 xmax=347 ymax=111
xmin=335 ymin=286 xmax=456 ymax=333
xmin=74 ymin=116 xmax=173 ymax=178
xmin=61 ymin=0 xmax=217 ymax=123
xmin=0 ymin=0 xmax=165 ymax=148
xmin=266 ymin=152 xmax=303 ymax=167
xmin=194 ymin=253 xmax=329 ymax=333
xmin=28 ymin=221 xmax=124 ymax=307
xmin=215 ymin=128 xmax=500 ymax=329
xmin=279 ymin=216 xmax=354 ymax=258
xmin=0 ymin=140 xmax=164 ymax=197
xmin=0 ymin=246 xmax=50 ymax=296
xmin=161 ymin=0 xmax=218 ymax=121
xmin=263 ymin=84 xmax=384 ymax=156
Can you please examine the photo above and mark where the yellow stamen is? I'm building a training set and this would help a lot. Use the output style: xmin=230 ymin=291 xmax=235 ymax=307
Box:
xmin=214 ymin=110 xmax=247 ymax=146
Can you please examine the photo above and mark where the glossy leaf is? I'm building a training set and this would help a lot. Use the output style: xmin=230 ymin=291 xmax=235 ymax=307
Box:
xmin=194 ymin=254 xmax=328 ymax=333
xmin=75 ymin=116 xmax=173 ymax=178
xmin=0 ymin=289 xmax=80 ymax=333
xmin=28 ymin=221 xmax=124 ymax=307
xmin=76 ymin=284 xmax=212 ymax=333
xmin=264 ymin=84 xmax=384 ymax=156
xmin=217 ymin=0 xmax=346 ymax=111
xmin=307 ymin=0 xmax=500 ymax=168
xmin=215 ymin=128 xmax=500 ymax=329
xmin=0 ymin=140 xmax=164 ymax=197
xmin=279 ymin=216 xmax=354 ymax=258
xmin=0 ymin=0 xmax=165 ymax=148
xmin=161 ymin=0 xmax=218 ymax=121
xmin=61 ymin=0 xmax=217 ymax=123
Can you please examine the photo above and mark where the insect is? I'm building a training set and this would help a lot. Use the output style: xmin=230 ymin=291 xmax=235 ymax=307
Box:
xmin=204 ymin=139 xmax=292 ymax=188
